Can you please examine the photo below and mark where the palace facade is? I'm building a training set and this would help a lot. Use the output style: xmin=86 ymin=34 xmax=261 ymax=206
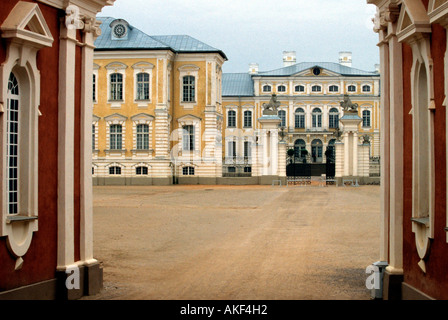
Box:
xmin=92 ymin=17 xmax=381 ymax=185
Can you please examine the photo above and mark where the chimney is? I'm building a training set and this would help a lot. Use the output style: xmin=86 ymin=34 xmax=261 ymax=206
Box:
xmin=249 ymin=63 xmax=259 ymax=74
xmin=339 ymin=51 xmax=352 ymax=67
xmin=374 ymin=64 xmax=380 ymax=73
xmin=283 ymin=51 xmax=296 ymax=67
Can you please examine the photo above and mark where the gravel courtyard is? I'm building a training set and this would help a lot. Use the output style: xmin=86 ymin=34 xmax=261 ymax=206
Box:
xmin=84 ymin=184 xmax=381 ymax=300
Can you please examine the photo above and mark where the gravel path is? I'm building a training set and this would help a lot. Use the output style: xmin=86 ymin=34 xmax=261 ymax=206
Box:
xmin=84 ymin=185 xmax=380 ymax=300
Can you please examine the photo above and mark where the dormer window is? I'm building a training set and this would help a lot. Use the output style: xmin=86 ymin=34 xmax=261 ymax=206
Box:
xmin=110 ymin=19 xmax=131 ymax=40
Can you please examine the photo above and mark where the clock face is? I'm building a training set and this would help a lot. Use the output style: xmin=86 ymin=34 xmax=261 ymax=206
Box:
xmin=113 ymin=24 xmax=127 ymax=38
xmin=313 ymin=67 xmax=321 ymax=76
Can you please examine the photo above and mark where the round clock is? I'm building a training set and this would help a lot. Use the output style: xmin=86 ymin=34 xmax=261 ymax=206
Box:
xmin=113 ymin=24 xmax=127 ymax=38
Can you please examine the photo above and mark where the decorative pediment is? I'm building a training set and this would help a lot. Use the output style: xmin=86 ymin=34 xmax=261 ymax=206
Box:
xmin=177 ymin=114 xmax=202 ymax=126
xmin=104 ymin=113 xmax=127 ymax=123
xmin=132 ymin=62 xmax=155 ymax=70
xmin=92 ymin=114 xmax=101 ymax=122
xmin=428 ymin=0 xmax=448 ymax=24
xmin=131 ymin=113 xmax=155 ymax=122
xmin=293 ymin=66 xmax=341 ymax=77
xmin=93 ymin=63 xmax=100 ymax=70
xmin=397 ymin=0 xmax=432 ymax=43
xmin=178 ymin=64 xmax=200 ymax=72
xmin=105 ymin=61 xmax=128 ymax=70
xmin=1 ymin=1 xmax=54 ymax=49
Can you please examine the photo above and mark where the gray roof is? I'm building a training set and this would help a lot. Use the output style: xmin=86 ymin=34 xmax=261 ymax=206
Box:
xmin=258 ymin=62 xmax=379 ymax=77
xmin=95 ymin=17 xmax=227 ymax=59
xmin=222 ymin=73 xmax=254 ymax=97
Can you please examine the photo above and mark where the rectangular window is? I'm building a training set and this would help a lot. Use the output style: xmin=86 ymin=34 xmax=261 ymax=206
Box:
xmin=183 ymin=125 xmax=194 ymax=151
xmin=110 ymin=73 xmax=123 ymax=101
xmin=7 ymin=98 xmax=19 ymax=214
xmin=182 ymin=76 xmax=195 ymax=102
xmin=136 ymin=166 xmax=148 ymax=175
xmin=136 ymin=124 xmax=149 ymax=150
xmin=228 ymin=140 xmax=236 ymax=157
xmin=109 ymin=166 xmax=121 ymax=175
xmin=92 ymin=124 xmax=96 ymax=150
xmin=93 ymin=74 xmax=96 ymax=102
xmin=136 ymin=73 xmax=150 ymax=100
xmin=110 ymin=124 xmax=122 ymax=150
xmin=182 ymin=166 xmax=195 ymax=175
xmin=244 ymin=141 xmax=251 ymax=158
xmin=295 ymin=114 xmax=305 ymax=128
xmin=243 ymin=111 xmax=252 ymax=128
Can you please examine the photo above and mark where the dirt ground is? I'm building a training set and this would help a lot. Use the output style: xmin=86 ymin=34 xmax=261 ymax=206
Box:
xmin=83 ymin=184 xmax=381 ymax=300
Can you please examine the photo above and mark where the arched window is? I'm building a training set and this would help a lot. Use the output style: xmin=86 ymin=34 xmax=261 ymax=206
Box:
xmin=329 ymin=85 xmax=339 ymax=93
xmin=329 ymin=108 xmax=339 ymax=129
xmin=243 ymin=110 xmax=252 ymax=128
xmin=295 ymin=108 xmax=305 ymax=128
xmin=136 ymin=72 xmax=150 ymax=100
xmin=109 ymin=166 xmax=122 ymax=175
xmin=136 ymin=124 xmax=149 ymax=150
xmin=326 ymin=139 xmax=336 ymax=163
xmin=228 ymin=110 xmax=236 ymax=127
xmin=182 ymin=75 xmax=195 ymax=102
xmin=277 ymin=85 xmax=286 ymax=93
xmin=362 ymin=85 xmax=371 ymax=93
xmin=312 ymin=85 xmax=322 ymax=92
xmin=348 ymin=85 xmax=357 ymax=92
xmin=295 ymin=85 xmax=305 ymax=92
xmin=110 ymin=124 xmax=122 ymax=150
xmin=262 ymin=84 xmax=272 ymax=92
xmin=110 ymin=73 xmax=123 ymax=101
xmin=294 ymin=139 xmax=307 ymax=159
xmin=312 ymin=108 xmax=322 ymax=128
xmin=311 ymin=139 xmax=323 ymax=163
xmin=278 ymin=110 xmax=286 ymax=127
xmin=182 ymin=166 xmax=195 ymax=176
xmin=136 ymin=166 xmax=148 ymax=175
xmin=362 ymin=110 xmax=371 ymax=127
xmin=6 ymin=73 xmax=20 ymax=214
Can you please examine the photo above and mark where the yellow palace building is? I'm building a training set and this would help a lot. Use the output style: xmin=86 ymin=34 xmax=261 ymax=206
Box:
xmin=93 ymin=18 xmax=381 ymax=185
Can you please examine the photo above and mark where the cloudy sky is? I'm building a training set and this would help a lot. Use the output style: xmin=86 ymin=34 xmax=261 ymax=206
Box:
xmin=99 ymin=0 xmax=379 ymax=73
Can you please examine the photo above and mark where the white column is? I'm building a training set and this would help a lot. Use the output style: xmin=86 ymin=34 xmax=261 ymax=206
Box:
xmin=353 ymin=132 xmax=358 ymax=176
xmin=271 ymin=130 xmax=278 ymax=175
xmin=80 ymin=21 xmax=99 ymax=265
xmin=262 ymin=130 xmax=268 ymax=176
xmin=57 ymin=24 xmax=76 ymax=270
xmin=344 ymin=132 xmax=350 ymax=176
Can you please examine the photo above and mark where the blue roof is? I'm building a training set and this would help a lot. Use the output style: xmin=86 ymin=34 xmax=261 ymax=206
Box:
xmin=95 ymin=17 xmax=227 ymax=59
xmin=258 ymin=62 xmax=379 ymax=77
xmin=222 ymin=73 xmax=254 ymax=97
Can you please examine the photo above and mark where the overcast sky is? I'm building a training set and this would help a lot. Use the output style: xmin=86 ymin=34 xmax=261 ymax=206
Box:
xmin=99 ymin=0 xmax=379 ymax=74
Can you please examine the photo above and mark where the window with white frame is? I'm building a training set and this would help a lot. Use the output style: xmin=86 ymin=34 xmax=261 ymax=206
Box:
xmin=136 ymin=124 xmax=150 ymax=150
xmin=182 ymin=125 xmax=195 ymax=151
xmin=278 ymin=110 xmax=286 ymax=127
xmin=136 ymin=72 xmax=150 ymax=100
xmin=295 ymin=85 xmax=305 ymax=92
xmin=295 ymin=108 xmax=305 ymax=128
xmin=347 ymin=85 xmax=357 ymax=92
xmin=182 ymin=75 xmax=195 ymax=102
xmin=109 ymin=166 xmax=122 ymax=175
xmin=311 ymin=85 xmax=322 ymax=92
xmin=329 ymin=108 xmax=339 ymax=129
xmin=6 ymin=72 xmax=19 ymax=215
xmin=362 ymin=85 xmax=371 ymax=93
xmin=136 ymin=166 xmax=148 ymax=175
xmin=362 ymin=110 xmax=371 ymax=127
xmin=244 ymin=141 xmax=251 ymax=158
xmin=110 ymin=73 xmax=123 ymax=101
xmin=329 ymin=85 xmax=339 ymax=93
xmin=243 ymin=110 xmax=252 ymax=128
xmin=312 ymin=108 xmax=322 ymax=128
xmin=228 ymin=110 xmax=236 ymax=127
xmin=277 ymin=85 xmax=286 ymax=93
xmin=262 ymin=84 xmax=272 ymax=92
xmin=227 ymin=139 xmax=236 ymax=158
xmin=110 ymin=124 xmax=123 ymax=150
xmin=182 ymin=166 xmax=195 ymax=175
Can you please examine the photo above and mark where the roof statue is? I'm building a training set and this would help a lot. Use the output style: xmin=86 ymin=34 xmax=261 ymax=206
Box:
xmin=262 ymin=94 xmax=281 ymax=116
xmin=340 ymin=94 xmax=358 ymax=113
